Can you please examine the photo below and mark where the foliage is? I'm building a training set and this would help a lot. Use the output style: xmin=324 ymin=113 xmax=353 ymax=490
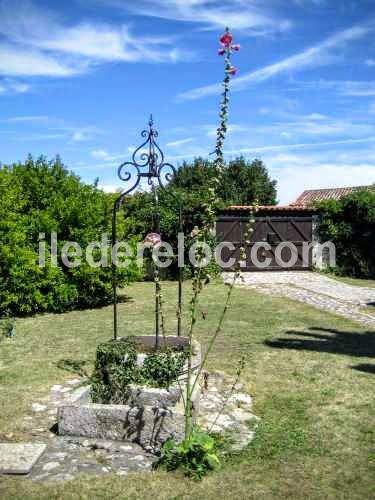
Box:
xmin=157 ymin=426 xmax=220 ymax=480
xmin=219 ymin=158 xmax=277 ymax=205
xmin=0 ymin=156 xmax=143 ymax=315
xmin=317 ymin=188 xmax=375 ymax=278
xmin=90 ymin=337 xmax=187 ymax=403
xmin=170 ymin=157 xmax=277 ymax=206
xmin=142 ymin=347 xmax=187 ymax=388
xmin=91 ymin=337 xmax=139 ymax=403
xmin=0 ymin=313 xmax=15 ymax=340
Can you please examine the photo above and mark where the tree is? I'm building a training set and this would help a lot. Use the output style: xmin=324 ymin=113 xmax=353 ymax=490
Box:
xmin=317 ymin=188 xmax=375 ymax=278
xmin=219 ymin=158 xmax=277 ymax=205
xmin=170 ymin=156 xmax=277 ymax=206
xmin=0 ymin=156 xmax=142 ymax=315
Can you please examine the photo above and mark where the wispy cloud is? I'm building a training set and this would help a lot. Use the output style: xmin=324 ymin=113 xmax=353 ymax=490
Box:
xmin=0 ymin=78 xmax=31 ymax=94
xmin=13 ymin=133 xmax=67 ymax=141
xmin=0 ymin=0 xmax=191 ymax=78
xmin=3 ymin=115 xmax=48 ymax=122
xmin=177 ymin=23 xmax=373 ymax=101
xmin=365 ymin=58 xmax=375 ymax=66
xmin=68 ymin=127 xmax=103 ymax=142
xmin=90 ymin=149 xmax=125 ymax=161
xmin=224 ymin=136 xmax=375 ymax=155
xmin=0 ymin=43 xmax=84 ymax=77
xmin=3 ymin=115 xmax=105 ymax=143
xmin=166 ymin=137 xmax=193 ymax=147
xmin=106 ymin=0 xmax=291 ymax=33
xmin=296 ymin=79 xmax=375 ymax=97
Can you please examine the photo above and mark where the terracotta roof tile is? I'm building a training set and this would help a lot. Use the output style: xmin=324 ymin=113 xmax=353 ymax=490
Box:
xmin=226 ymin=205 xmax=315 ymax=212
xmin=292 ymin=185 xmax=373 ymax=206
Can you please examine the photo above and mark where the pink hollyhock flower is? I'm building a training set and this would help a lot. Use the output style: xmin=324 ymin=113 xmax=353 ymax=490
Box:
xmin=144 ymin=232 xmax=161 ymax=247
xmin=232 ymin=44 xmax=241 ymax=51
xmin=220 ymin=32 xmax=233 ymax=47
xmin=226 ymin=66 xmax=238 ymax=75
xmin=218 ymin=48 xmax=226 ymax=56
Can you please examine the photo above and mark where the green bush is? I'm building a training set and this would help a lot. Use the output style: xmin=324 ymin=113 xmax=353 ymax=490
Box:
xmin=90 ymin=338 xmax=187 ymax=403
xmin=317 ymin=188 xmax=375 ymax=278
xmin=157 ymin=426 xmax=220 ymax=480
xmin=0 ymin=156 xmax=142 ymax=315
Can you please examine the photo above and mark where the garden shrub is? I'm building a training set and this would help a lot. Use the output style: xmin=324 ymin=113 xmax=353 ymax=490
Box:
xmin=317 ymin=188 xmax=375 ymax=278
xmin=0 ymin=156 xmax=143 ymax=315
xmin=90 ymin=338 xmax=187 ymax=403
xmin=157 ymin=426 xmax=220 ymax=480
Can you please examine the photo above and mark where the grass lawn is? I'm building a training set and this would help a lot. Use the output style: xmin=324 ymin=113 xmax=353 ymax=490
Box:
xmin=0 ymin=281 xmax=374 ymax=499
xmin=319 ymin=272 xmax=375 ymax=288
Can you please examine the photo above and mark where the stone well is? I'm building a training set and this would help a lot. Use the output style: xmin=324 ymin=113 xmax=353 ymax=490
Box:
xmin=58 ymin=336 xmax=201 ymax=450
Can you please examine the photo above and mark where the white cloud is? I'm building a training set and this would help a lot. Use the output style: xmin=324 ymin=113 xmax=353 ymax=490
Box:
xmin=13 ymin=133 xmax=66 ymax=141
xmin=40 ymin=23 xmax=188 ymax=63
xmin=0 ymin=0 xmax=190 ymax=78
xmin=177 ymin=23 xmax=373 ymax=100
xmin=68 ymin=127 xmax=104 ymax=142
xmin=107 ymin=0 xmax=291 ymax=33
xmin=0 ymin=43 xmax=85 ymax=77
xmin=91 ymin=150 xmax=111 ymax=160
xmin=4 ymin=116 xmax=105 ymax=143
xmin=3 ymin=115 xmax=48 ymax=122
xmin=365 ymin=58 xmax=375 ymax=66
xmin=265 ymin=152 xmax=375 ymax=204
xmin=0 ymin=78 xmax=31 ymax=94
xmin=166 ymin=138 xmax=193 ymax=147
xmin=224 ymin=136 xmax=375 ymax=155
xmin=90 ymin=149 xmax=125 ymax=161
xmin=299 ymin=79 xmax=375 ymax=97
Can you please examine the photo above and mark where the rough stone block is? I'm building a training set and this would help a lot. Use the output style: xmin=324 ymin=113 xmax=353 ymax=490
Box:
xmin=0 ymin=443 xmax=46 ymax=474
xmin=58 ymin=403 xmax=185 ymax=448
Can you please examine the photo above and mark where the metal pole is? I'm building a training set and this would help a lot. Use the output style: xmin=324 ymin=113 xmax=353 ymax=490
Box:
xmin=177 ymin=205 xmax=183 ymax=336
xmin=111 ymin=202 xmax=118 ymax=340
xmin=153 ymin=181 xmax=160 ymax=349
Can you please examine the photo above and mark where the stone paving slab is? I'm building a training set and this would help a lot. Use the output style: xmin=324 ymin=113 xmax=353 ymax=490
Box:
xmin=223 ymin=271 xmax=375 ymax=328
xmin=0 ymin=443 xmax=46 ymax=474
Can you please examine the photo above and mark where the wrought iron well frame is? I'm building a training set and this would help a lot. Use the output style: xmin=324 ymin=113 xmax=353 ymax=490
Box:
xmin=111 ymin=116 xmax=183 ymax=347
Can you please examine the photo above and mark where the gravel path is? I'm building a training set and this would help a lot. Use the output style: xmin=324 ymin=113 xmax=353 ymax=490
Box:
xmin=223 ymin=271 xmax=375 ymax=328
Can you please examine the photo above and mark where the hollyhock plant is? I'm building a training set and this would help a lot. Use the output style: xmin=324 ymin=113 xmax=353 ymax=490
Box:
xmin=213 ymin=27 xmax=240 ymax=175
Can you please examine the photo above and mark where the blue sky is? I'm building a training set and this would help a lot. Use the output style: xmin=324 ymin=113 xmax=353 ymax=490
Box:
xmin=0 ymin=0 xmax=374 ymax=204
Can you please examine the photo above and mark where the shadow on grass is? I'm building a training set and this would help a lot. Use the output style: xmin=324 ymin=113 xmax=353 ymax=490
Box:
xmin=56 ymin=358 xmax=89 ymax=377
xmin=265 ymin=326 xmax=375 ymax=359
xmin=351 ymin=363 xmax=375 ymax=374
xmin=117 ymin=294 xmax=134 ymax=304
